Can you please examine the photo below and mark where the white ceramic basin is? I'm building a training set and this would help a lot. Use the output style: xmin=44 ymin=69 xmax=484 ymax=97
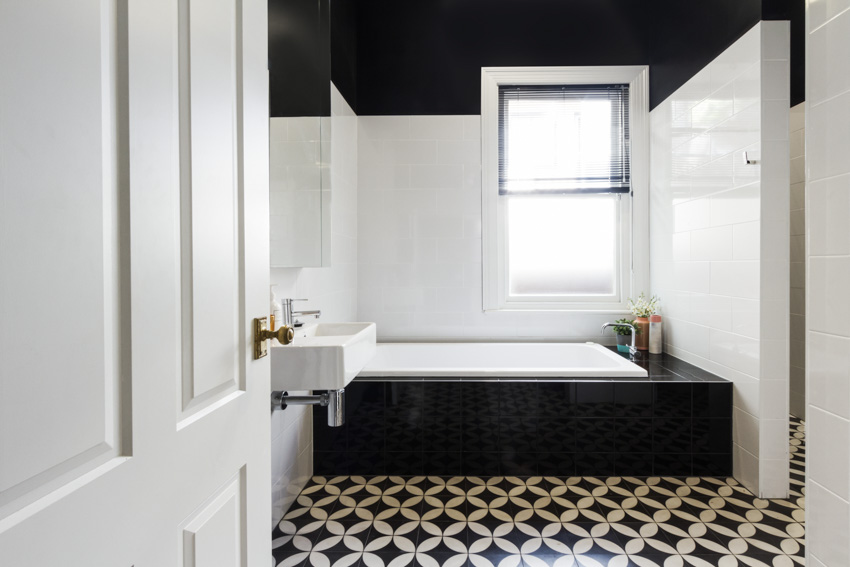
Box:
xmin=270 ymin=322 xmax=376 ymax=391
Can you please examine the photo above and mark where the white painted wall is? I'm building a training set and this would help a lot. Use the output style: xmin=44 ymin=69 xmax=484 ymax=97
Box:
xmin=789 ymin=103 xmax=806 ymax=420
xmin=269 ymin=84 xmax=358 ymax=526
xmin=649 ymin=22 xmax=790 ymax=497
xmin=805 ymin=0 xmax=850 ymax=564
xmin=356 ymin=115 xmax=625 ymax=340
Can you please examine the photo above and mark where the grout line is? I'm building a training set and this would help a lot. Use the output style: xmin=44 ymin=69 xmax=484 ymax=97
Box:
xmin=809 ymin=478 xmax=850 ymax=505
xmin=805 ymin=170 xmax=850 ymax=185
xmin=808 ymin=404 xmax=850 ymax=424
xmin=808 ymin=4 xmax=850 ymax=35
xmin=806 ymin=85 xmax=850 ymax=110
xmin=661 ymin=316 xmax=762 ymax=345
xmin=807 ymin=329 xmax=850 ymax=341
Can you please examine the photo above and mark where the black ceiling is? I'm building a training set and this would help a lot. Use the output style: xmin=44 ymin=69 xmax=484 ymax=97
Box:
xmin=269 ymin=0 xmax=804 ymax=117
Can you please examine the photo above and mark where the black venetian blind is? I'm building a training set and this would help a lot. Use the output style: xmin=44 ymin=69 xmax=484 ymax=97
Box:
xmin=498 ymin=84 xmax=630 ymax=195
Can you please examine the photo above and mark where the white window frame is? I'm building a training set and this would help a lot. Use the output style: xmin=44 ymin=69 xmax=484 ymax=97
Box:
xmin=481 ymin=66 xmax=649 ymax=312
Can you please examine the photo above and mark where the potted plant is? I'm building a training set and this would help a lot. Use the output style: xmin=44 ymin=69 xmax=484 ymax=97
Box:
xmin=628 ymin=293 xmax=660 ymax=351
xmin=612 ymin=318 xmax=641 ymax=353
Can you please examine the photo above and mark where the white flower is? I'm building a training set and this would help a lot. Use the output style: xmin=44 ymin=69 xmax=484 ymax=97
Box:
xmin=628 ymin=293 xmax=660 ymax=318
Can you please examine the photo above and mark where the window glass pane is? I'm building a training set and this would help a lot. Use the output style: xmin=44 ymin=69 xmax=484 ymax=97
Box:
xmin=504 ymin=98 xmax=612 ymax=191
xmin=507 ymin=196 xmax=617 ymax=296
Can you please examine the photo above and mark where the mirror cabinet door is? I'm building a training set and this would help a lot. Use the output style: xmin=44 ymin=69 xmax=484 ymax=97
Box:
xmin=268 ymin=0 xmax=331 ymax=268
xmin=270 ymin=116 xmax=327 ymax=268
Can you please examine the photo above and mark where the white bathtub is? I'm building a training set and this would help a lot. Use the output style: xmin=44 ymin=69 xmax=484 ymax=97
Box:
xmin=357 ymin=342 xmax=648 ymax=378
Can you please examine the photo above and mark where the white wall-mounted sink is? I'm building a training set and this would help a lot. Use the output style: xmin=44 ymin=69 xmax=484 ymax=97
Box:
xmin=270 ymin=322 xmax=376 ymax=391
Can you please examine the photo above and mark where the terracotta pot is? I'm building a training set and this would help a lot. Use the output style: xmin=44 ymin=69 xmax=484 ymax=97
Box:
xmin=634 ymin=317 xmax=650 ymax=351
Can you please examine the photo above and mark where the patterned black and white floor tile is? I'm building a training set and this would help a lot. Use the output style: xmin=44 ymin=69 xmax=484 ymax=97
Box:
xmin=274 ymin=417 xmax=806 ymax=567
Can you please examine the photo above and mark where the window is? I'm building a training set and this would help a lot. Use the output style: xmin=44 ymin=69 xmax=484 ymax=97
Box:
xmin=481 ymin=67 xmax=648 ymax=311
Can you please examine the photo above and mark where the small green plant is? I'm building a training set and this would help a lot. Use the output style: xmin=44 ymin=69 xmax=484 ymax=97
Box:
xmin=612 ymin=318 xmax=641 ymax=335
xmin=628 ymin=293 xmax=660 ymax=318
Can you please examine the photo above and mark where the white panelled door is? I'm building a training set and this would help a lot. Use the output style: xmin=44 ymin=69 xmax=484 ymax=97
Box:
xmin=0 ymin=0 xmax=271 ymax=565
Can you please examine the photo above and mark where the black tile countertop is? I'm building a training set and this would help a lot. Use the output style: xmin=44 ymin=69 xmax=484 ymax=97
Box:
xmin=352 ymin=347 xmax=729 ymax=383
xmin=609 ymin=347 xmax=729 ymax=382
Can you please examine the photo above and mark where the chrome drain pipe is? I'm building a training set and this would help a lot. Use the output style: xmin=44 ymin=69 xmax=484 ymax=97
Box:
xmin=325 ymin=389 xmax=344 ymax=428
xmin=271 ymin=389 xmax=345 ymax=427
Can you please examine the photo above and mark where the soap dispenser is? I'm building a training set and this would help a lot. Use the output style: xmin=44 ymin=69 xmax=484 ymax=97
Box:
xmin=270 ymin=285 xmax=282 ymax=331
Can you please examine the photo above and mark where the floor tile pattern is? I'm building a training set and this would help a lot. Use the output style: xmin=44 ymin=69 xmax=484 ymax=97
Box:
xmin=274 ymin=417 xmax=805 ymax=567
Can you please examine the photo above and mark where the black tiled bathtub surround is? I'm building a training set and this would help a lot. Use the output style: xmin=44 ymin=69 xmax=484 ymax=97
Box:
xmin=313 ymin=351 xmax=733 ymax=477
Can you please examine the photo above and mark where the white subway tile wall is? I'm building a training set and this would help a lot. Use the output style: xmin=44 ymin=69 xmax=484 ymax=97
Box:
xmin=789 ymin=103 xmax=806 ymax=420
xmin=807 ymin=1 xmax=850 ymax=564
xmin=269 ymin=84 xmax=359 ymax=527
xmin=649 ymin=22 xmax=790 ymax=497
xmin=357 ymin=115 xmax=618 ymax=340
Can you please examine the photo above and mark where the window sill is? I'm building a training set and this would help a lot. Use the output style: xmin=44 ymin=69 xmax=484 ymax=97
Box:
xmin=483 ymin=307 xmax=632 ymax=314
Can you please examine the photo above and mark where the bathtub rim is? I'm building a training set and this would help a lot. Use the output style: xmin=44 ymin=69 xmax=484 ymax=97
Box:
xmin=357 ymin=341 xmax=649 ymax=379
